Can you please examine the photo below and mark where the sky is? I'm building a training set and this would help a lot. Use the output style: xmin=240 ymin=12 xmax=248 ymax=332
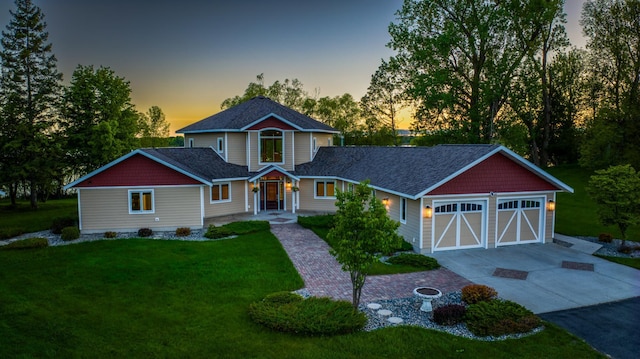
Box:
xmin=0 ymin=0 xmax=587 ymax=134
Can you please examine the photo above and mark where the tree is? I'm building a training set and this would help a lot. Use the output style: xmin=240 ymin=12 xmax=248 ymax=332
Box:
xmin=327 ymin=181 xmax=402 ymax=309
xmin=388 ymin=0 xmax=563 ymax=143
xmin=221 ymin=73 xmax=309 ymax=112
xmin=61 ymin=65 xmax=139 ymax=175
xmin=138 ymin=105 xmax=170 ymax=147
xmin=587 ymin=164 xmax=640 ymax=243
xmin=0 ymin=0 xmax=62 ymax=208
xmin=361 ymin=59 xmax=406 ymax=146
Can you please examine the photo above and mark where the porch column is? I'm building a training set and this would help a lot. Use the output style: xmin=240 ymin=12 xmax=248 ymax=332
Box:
xmin=253 ymin=181 xmax=258 ymax=215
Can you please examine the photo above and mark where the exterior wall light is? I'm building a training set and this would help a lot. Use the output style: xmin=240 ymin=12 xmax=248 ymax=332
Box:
xmin=424 ymin=205 xmax=432 ymax=218
xmin=547 ymin=199 xmax=556 ymax=211
xmin=382 ymin=197 xmax=389 ymax=206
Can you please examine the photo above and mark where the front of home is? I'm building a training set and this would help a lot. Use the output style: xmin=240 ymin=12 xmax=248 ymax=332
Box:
xmin=65 ymin=96 xmax=573 ymax=253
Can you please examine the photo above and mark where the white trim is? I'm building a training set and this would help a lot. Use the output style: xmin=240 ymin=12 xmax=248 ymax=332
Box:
xmin=128 ymin=189 xmax=155 ymax=214
xmin=314 ymin=179 xmax=337 ymax=199
xmin=418 ymin=197 xmax=424 ymax=250
xmin=431 ymin=198 xmax=488 ymax=252
xmin=550 ymin=192 xmax=556 ymax=239
xmin=217 ymin=137 xmax=224 ymax=154
xmin=248 ymin=165 xmax=300 ymax=182
xmin=258 ymin=128 xmax=286 ymax=166
xmin=77 ymin=189 xmax=83 ymax=231
xmin=246 ymin=132 xmax=251 ymax=169
xmin=291 ymin=131 xmax=295 ymax=171
xmin=200 ymin=186 xmax=204 ymax=227
xmin=245 ymin=181 xmax=249 ymax=212
xmin=240 ymin=113 xmax=305 ymax=131
xmin=309 ymin=133 xmax=313 ymax=161
xmin=188 ymin=138 xmax=194 ymax=148
xmin=495 ymin=195 xmax=545 ymax=246
xmin=69 ymin=184 xmax=204 ymax=190
xmin=400 ymin=197 xmax=408 ymax=224
xmin=210 ymin=182 xmax=232 ymax=203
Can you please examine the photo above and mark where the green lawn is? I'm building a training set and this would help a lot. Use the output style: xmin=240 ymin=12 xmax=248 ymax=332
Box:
xmin=546 ymin=164 xmax=640 ymax=241
xmin=0 ymin=233 xmax=603 ymax=358
xmin=0 ymin=198 xmax=78 ymax=239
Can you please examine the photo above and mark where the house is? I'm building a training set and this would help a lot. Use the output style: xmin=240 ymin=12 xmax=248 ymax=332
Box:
xmin=65 ymin=96 xmax=573 ymax=253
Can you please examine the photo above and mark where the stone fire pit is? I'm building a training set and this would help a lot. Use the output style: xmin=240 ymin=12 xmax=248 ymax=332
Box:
xmin=413 ymin=287 xmax=442 ymax=312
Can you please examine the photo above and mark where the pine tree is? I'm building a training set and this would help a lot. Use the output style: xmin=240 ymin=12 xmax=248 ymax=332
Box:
xmin=0 ymin=0 xmax=62 ymax=208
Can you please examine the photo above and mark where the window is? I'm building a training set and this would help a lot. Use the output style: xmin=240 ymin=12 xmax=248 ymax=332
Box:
xmin=315 ymin=180 xmax=335 ymax=198
xmin=400 ymin=198 xmax=407 ymax=223
xmin=312 ymin=137 xmax=317 ymax=151
xmin=217 ymin=137 xmax=224 ymax=153
xmin=188 ymin=138 xmax=194 ymax=148
xmin=260 ymin=130 xmax=283 ymax=163
xmin=347 ymin=183 xmax=354 ymax=192
xmin=211 ymin=182 xmax=231 ymax=203
xmin=129 ymin=190 xmax=154 ymax=214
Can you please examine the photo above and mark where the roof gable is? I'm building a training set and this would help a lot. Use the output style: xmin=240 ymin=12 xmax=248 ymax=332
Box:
xmin=427 ymin=153 xmax=559 ymax=195
xmin=176 ymin=96 xmax=338 ymax=134
xmin=74 ymin=154 xmax=203 ymax=187
xmin=245 ymin=115 xmax=297 ymax=131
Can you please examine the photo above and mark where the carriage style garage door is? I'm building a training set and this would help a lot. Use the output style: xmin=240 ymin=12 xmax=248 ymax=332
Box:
xmin=433 ymin=200 xmax=486 ymax=251
xmin=496 ymin=197 xmax=544 ymax=246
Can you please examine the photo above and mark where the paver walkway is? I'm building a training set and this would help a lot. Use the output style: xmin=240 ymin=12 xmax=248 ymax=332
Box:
xmin=270 ymin=223 xmax=472 ymax=303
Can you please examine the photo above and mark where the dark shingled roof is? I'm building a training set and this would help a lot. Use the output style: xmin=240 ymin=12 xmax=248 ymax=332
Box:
xmin=293 ymin=144 xmax=501 ymax=197
xmin=140 ymin=148 xmax=250 ymax=181
xmin=176 ymin=96 xmax=337 ymax=133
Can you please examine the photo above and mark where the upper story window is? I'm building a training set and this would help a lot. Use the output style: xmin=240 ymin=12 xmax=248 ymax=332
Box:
xmin=217 ymin=137 xmax=224 ymax=153
xmin=188 ymin=138 xmax=194 ymax=148
xmin=260 ymin=130 xmax=283 ymax=163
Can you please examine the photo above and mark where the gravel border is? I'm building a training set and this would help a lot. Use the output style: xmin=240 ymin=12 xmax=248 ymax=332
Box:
xmin=578 ymin=236 xmax=640 ymax=258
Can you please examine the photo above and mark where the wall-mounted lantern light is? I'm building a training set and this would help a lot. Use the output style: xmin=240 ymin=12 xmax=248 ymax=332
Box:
xmin=424 ymin=205 xmax=432 ymax=218
xmin=547 ymin=199 xmax=556 ymax=211
xmin=286 ymin=182 xmax=292 ymax=189
xmin=382 ymin=197 xmax=389 ymax=206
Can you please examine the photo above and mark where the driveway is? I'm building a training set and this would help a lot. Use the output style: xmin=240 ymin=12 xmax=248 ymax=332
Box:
xmin=429 ymin=242 xmax=640 ymax=314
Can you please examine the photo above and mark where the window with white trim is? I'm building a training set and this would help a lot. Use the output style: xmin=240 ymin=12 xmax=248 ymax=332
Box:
xmin=217 ymin=137 xmax=224 ymax=153
xmin=315 ymin=180 xmax=335 ymax=198
xmin=211 ymin=182 xmax=231 ymax=203
xmin=260 ymin=130 xmax=283 ymax=163
xmin=129 ymin=190 xmax=154 ymax=214
xmin=188 ymin=138 xmax=194 ymax=148
xmin=400 ymin=198 xmax=408 ymax=223
xmin=347 ymin=183 xmax=354 ymax=192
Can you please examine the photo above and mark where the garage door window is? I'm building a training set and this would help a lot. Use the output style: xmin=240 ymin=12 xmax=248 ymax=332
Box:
xmin=435 ymin=203 xmax=482 ymax=213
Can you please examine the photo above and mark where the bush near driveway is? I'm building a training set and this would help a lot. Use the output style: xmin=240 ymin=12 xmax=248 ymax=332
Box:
xmin=465 ymin=299 xmax=541 ymax=337
xmin=0 ymin=237 xmax=48 ymax=250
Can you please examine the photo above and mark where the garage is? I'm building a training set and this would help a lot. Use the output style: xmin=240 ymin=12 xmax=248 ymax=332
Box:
xmin=433 ymin=200 xmax=486 ymax=251
xmin=496 ymin=197 xmax=544 ymax=246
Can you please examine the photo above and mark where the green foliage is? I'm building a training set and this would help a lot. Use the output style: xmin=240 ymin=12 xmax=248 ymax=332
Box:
xmin=137 ymin=228 xmax=153 ymax=237
xmin=104 ymin=231 xmax=117 ymax=239
xmin=204 ymin=221 xmax=269 ymax=239
xmin=51 ymin=216 xmax=78 ymax=235
xmin=586 ymin=164 xmax=640 ymax=239
xmin=432 ymin=304 xmax=467 ymax=326
xmin=0 ymin=237 xmax=48 ymax=250
xmin=0 ymin=198 xmax=78 ymax=239
xmin=138 ymin=105 xmax=170 ymax=147
xmin=248 ymin=293 xmax=366 ymax=336
xmin=465 ymin=299 xmax=541 ymax=337
xmin=175 ymin=227 xmax=191 ymax=237
xmin=598 ymin=233 xmax=613 ymax=243
xmin=461 ymin=284 xmax=498 ymax=305
xmin=297 ymin=214 xmax=335 ymax=229
xmin=60 ymin=227 xmax=80 ymax=241
xmin=386 ymin=253 xmax=440 ymax=270
xmin=328 ymin=180 xmax=402 ymax=308
xmin=204 ymin=225 xmax=233 ymax=239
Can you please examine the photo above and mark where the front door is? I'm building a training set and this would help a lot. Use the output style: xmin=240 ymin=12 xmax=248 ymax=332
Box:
xmin=260 ymin=181 xmax=284 ymax=210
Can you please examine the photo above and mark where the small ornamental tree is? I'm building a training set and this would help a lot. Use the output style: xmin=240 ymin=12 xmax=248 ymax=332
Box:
xmin=328 ymin=180 xmax=402 ymax=309
xmin=587 ymin=164 xmax=640 ymax=244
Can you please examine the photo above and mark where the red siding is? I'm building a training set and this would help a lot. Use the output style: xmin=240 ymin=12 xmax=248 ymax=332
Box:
xmin=75 ymin=154 xmax=202 ymax=187
xmin=246 ymin=116 xmax=296 ymax=130
xmin=262 ymin=169 xmax=287 ymax=178
xmin=428 ymin=153 xmax=558 ymax=195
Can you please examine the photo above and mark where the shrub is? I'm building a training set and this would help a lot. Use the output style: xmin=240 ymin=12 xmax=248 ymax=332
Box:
xmin=175 ymin=227 xmax=191 ymax=237
xmin=51 ymin=216 xmax=77 ymax=234
xmin=297 ymin=215 xmax=335 ymax=229
xmin=386 ymin=253 xmax=440 ymax=270
xmin=222 ymin=221 xmax=269 ymax=235
xmin=204 ymin=225 xmax=234 ymax=239
xmin=248 ymin=293 xmax=366 ymax=336
xmin=433 ymin=304 xmax=466 ymax=326
xmin=61 ymin=227 xmax=80 ymax=241
xmin=461 ymin=284 xmax=498 ymax=304
xmin=0 ymin=227 xmax=25 ymax=240
xmin=104 ymin=231 xmax=117 ymax=239
xmin=1 ymin=237 xmax=48 ymax=250
xmin=464 ymin=299 xmax=540 ymax=337
xmin=137 ymin=228 xmax=153 ymax=237
xmin=598 ymin=233 xmax=613 ymax=243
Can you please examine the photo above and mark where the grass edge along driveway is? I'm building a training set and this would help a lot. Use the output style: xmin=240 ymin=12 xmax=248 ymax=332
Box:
xmin=0 ymin=230 xmax=604 ymax=358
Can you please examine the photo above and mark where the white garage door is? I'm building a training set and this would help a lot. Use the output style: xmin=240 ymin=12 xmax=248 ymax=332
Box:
xmin=496 ymin=198 xmax=544 ymax=246
xmin=433 ymin=200 xmax=486 ymax=251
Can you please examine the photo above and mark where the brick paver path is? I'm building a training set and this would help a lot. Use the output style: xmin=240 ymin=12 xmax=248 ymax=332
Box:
xmin=270 ymin=224 xmax=472 ymax=303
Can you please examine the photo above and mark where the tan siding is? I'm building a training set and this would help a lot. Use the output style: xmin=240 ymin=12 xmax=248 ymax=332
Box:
xmin=283 ymin=131 xmax=294 ymax=171
xmin=294 ymin=132 xmax=312 ymax=164
xmin=315 ymin=133 xmax=333 ymax=147
xmin=226 ymin=133 xmax=247 ymax=165
xmin=544 ymin=192 xmax=555 ymax=241
xmin=421 ymin=198 xmax=434 ymax=254
xmin=185 ymin=133 xmax=217 ymax=148
xmin=297 ymin=179 xmax=338 ymax=212
xmin=248 ymin=132 xmax=259 ymax=171
xmin=79 ymin=187 xmax=202 ymax=233
xmin=204 ymin=181 xmax=248 ymax=218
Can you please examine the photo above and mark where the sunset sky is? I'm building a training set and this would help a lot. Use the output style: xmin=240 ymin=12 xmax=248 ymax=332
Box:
xmin=0 ymin=0 xmax=587 ymax=134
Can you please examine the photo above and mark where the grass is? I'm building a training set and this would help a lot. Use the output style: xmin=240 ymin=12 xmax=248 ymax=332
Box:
xmin=0 ymin=197 xmax=78 ymax=239
xmin=0 ymin=232 xmax=603 ymax=358
xmin=546 ymin=164 xmax=640 ymax=241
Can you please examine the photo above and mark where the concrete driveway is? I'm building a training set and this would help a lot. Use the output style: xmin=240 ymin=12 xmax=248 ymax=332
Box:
xmin=429 ymin=241 xmax=640 ymax=314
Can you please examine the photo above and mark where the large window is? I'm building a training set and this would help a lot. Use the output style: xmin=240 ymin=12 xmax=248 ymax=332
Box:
xmin=129 ymin=190 xmax=154 ymax=214
xmin=211 ymin=182 xmax=231 ymax=203
xmin=260 ymin=130 xmax=283 ymax=163
xmin=315 ymin=180 xmax=335 ymax=198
